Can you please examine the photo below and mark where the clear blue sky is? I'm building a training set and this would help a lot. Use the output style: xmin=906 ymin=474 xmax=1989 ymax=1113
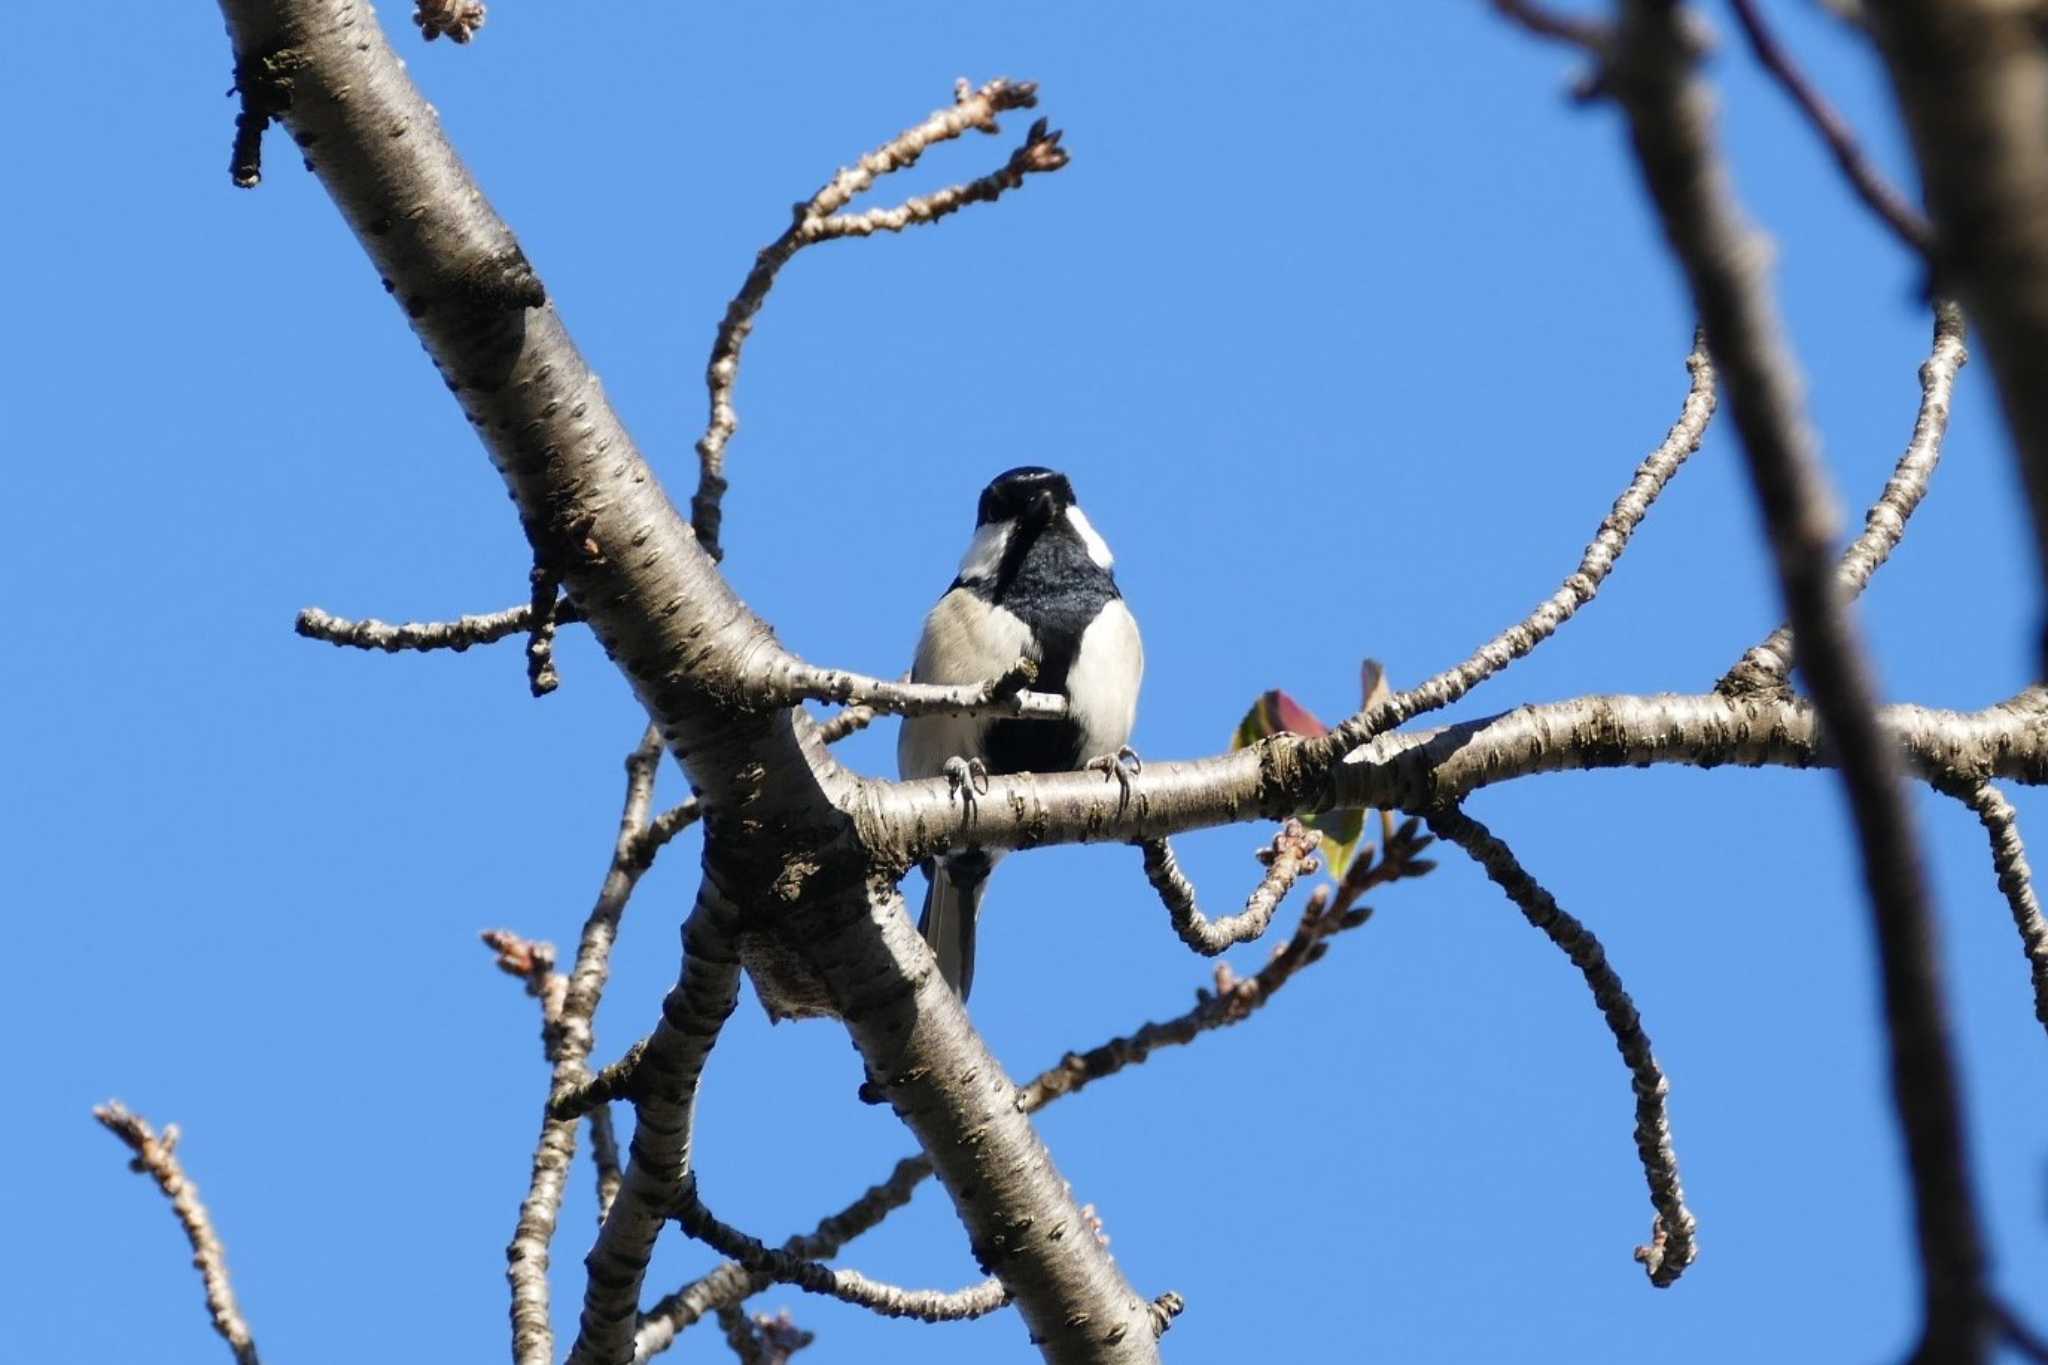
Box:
xmin=9 ymin=3 xmax=2046 ymax=1361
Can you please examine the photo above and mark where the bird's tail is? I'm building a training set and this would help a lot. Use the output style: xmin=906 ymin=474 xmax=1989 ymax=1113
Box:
xmin=918 ymin=856 xmax=990 ymax=1000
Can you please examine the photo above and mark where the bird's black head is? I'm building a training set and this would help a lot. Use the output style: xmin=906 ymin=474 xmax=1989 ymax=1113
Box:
xmin=977 ymin=466 xmax=1077 ymax=529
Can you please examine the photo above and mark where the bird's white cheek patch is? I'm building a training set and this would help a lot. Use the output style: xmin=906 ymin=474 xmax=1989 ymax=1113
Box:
xmin=1066 ymin=507 xmax=1114 ymax=569
xmin=955 ymin=521 xmax=1013 ymax=584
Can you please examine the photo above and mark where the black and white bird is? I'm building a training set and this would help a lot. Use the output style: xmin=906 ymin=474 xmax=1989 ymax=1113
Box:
xmin=899 ymin=467 xmax=1144 ymax=1000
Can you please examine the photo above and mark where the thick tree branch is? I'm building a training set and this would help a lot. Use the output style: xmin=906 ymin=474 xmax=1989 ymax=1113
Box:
xmin=1942 ymin=779 xmax=2048 ymax=1039
xmin=1866 ymin=0 xmax=2048 ymax=662
xmin=210 ymin=7 xmax=1154 ymax=1357
xmin=94 ymin=1103 xmax=262 ymax=1365
xmin=857 ymin=690 xmax=2048 ymax=862
xmin=691 ymin=79 xmax=1067 ymax=562
xmin=1720 ymin=302 xmax=1967 ymax=694
xmin=1606 ymin=2 xmax=1984 ymax=1354
xmin=639 ymin=829 xmax=1437 ymax=1356
xmin=1302 ymin=331 xmax=1716 ymax=768
xmin=1726 ymin=0 xmax=1934 ymax=255
xmin=1424 ymin=807 xmax=1696 ymax=1285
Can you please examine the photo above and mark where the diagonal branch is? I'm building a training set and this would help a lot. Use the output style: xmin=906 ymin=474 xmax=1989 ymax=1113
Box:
xmin=1720 ymin=302 xmax=1967 ymax=694
xmin=1604 ymin=1 xmax=1984 ymax=1353
xmin=94 ymin=1103 xmax=262 ymax=1365
xmin=691 ymin=80 xmax=1069 ymax=561
xmin=1301 ymin=331 xmax=1717 ymax=769
xmin=1941 ymin=779 xmax=2048 ymax=1040
xmin=1137 ymin=819 xmax=1323 ymax=955
xmin=636 ymin=827 xmax=1437 ymax=1357
xmin=1725 ymin=0 xmax=1934 ymax=255
xmin=1423 ymin=806 xmax=1696 ymax=1286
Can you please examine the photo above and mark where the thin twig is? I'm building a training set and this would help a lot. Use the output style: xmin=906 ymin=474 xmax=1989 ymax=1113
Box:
xmin=1603 ymin=3 xmax=1981 ymax=1350
xmin=635 ymin=1159 xmax=931 ymax=1361
xmin=692 ymin=79 xmax=1068 ymax=561
xmin=504 ymin=727 xmax=675 ymax=1365
xmin=526 ymin=560 xmax=564 ymax=696
xmin=1138 ymin=819 xmax=1324 ymax=956
xmin=676 ymin=1180 xmax=1011 ymax=1323
xmin=635 ymin=830 xmax=1436 ymax=1358
xmin=1725 ymin=0 xmax=1934 ymax=255
xmin=1490 ymin=0 xmax=1612 ymax=50
xmin=415 ymin=0 xmax=484 ymax=42
xmin=714 ymin=1307 xmax=813 ymax=1365
xmin=1720 ymin=302 xmax=1967 ymax=694
xmin=770 ymin=656 xmax=1066 ymax=720
xmin=815 ymin=705 xmax=878 ymax=746
xmin=1942 ymin=780 xmax=2048 ymax=1039
xmin=296 ymin=598 xmax=583 ymax=652
xmin=94 ymin=1103 xmax=261 ymax=1365
xmin=1303 ymin=333 xmax=1716 ymax=768
xmin=1423 ymin=805 xmax=1697 ymax=1286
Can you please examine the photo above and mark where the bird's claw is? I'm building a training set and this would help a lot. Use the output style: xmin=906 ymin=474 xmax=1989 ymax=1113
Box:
xmin=1086 ymin=745 xmax=1142 ymax=803
xmin=944 ymin=755 xmax=990 ymax=807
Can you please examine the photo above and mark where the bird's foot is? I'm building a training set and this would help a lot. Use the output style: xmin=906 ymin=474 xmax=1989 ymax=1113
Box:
xmin=1086 ymin=745 xmax=1142 ymax=807
xmin=943 ymin=755 xmax=990 ymax=812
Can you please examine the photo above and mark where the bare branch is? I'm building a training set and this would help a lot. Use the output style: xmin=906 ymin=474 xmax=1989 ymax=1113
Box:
xmin=1604 ymin=2 xmax=1983 ymax=1351
xmin=815 ymin=705 xmax=878 ymax=746
xmin=296 ymin=598 xmax=583 ymax=653
xmin=715 ymin=1305 xmax=813 ymax=1365
xmin=1726 ymin=0 xmax=1933 ymax=254
xmin=768 ymin=655 xmax=1068 ymax=721
xmin=526 ymin=559 xmax=564 ymax=696
xmin=94 ymin=1103 xmax=261 ymax=1365
xmin=692 ymin=79 xmax=1068 ymax=561
xmin=415 ymin=0 xmax=484 ymax=43
xmin=1422 ymin=806 xmax=1696 ymax=1286
xmin=1489 ymin=0 xmax=1612 ymax=50
xmin=1721 ymin=302 xmax=1967 ymax=694
xmin=1942 ymin=780 xmax=2048 ymax=1040
xmin=506 ymin=727 xmax=668 ymax=1365
xmin=635 ymin=1158 xmax=931 ymax=1361
xmin=676 ymin=1179 xmax=1011 ymax=1323
xmin=1864 ymin=2 xmax=2048 ymax=656
xmin=1137 ymin=819 xmax=1323 ymax=956
xmin=1302 ymin=331 xmax=1716 ymax=768
xmin=638 ymin=829 xmax=1439 ymax=1358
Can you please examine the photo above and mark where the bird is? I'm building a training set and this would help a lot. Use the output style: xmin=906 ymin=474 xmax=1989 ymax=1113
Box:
xmin=899 ymin=466 xmax=1144 ymax=1000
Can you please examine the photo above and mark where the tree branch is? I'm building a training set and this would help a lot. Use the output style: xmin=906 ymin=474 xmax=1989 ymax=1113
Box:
xmin=1302 ymin=330 xmax=1716 ymax=768
xmin=1720 ymin=301 xmax=1967 ymax=694
xmin=296 ymin=598 xmax=583 ymax=652
xmin=1942 ymin=779 xmax=2048 ymax=1040
xmin=1605 ymin=1 xmax=1984 ymax=1353
xmin=691 ymin=79 xmax=1068 ymax=562
xmin=1137 ymin=819 xmax=1323 ymax=955
xmin=1865 ymin=0 xmax=2048 ymax=667
xmin=857 ymin=689 xmax=2048 ymax=863
xmin=1726 ymin=0 xmax=1934 ymax=255
xmin=94 ymin=1103 xmax=262 ymax=1365
xmin=1423 ymin=806 xmax=1696 ymax=1285
xmin=767 ymin=655 xmax=1068 ymax=721
xmin=676 ymin=1179 xmax=1011 ymax=1322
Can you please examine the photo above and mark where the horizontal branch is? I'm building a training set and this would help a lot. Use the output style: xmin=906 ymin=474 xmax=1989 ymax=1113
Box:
xmin=676 ymin=1180 xmax=1010 ymax=1323
xmin=296 ymin=599 xmax=582 ymax=652
xmin=853 ymin=690 xmax=2048 ymax=861
xmin=766 ymin=656 xmax=1067 ymax=721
